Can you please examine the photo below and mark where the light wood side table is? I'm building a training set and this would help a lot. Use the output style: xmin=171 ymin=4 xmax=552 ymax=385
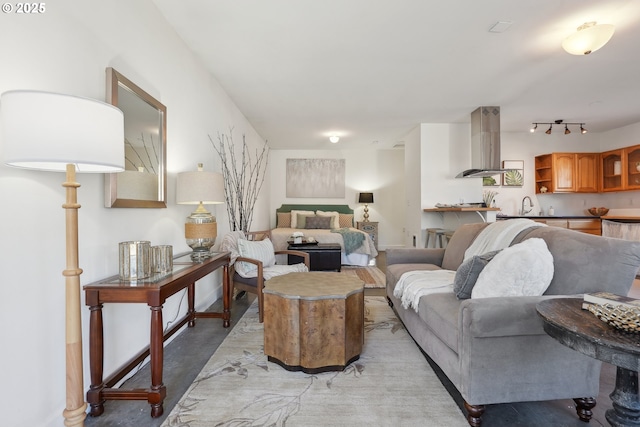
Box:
xmin=357 ymin=221 xmax=378 ymax=250
xmin=263 ymin=272 xmax=364 ymax=373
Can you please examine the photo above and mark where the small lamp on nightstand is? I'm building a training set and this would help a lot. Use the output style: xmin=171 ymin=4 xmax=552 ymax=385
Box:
xmin=176 ymin=163 xmax=225 ymax=259
xmin=358 ymin=192 xmax=374 ymax=222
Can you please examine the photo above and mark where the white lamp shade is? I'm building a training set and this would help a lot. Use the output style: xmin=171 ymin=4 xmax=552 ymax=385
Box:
xmin=176 ymin=169 xmax=225 ymax=204
xmin=1 ymin=90 xmax=125 ymax=172
xmin=562 ymin=23 xmax=615 ymax=55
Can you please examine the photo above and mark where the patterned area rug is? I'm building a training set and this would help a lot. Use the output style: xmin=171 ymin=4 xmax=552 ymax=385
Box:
xmin=340 ymin=265 xmax=385 ymax=289
xmin=161 ymin=297 xmax=467 ymax=427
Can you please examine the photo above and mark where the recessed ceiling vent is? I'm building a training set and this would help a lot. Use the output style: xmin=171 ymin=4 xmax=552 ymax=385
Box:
xmin=456 ymin=106 xmax=507 ymax=178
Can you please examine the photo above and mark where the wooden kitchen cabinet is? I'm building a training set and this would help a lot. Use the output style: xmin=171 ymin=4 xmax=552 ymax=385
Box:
xmin=532 ymin=218 xmax=601 ymax=235
xmin=535 ymin=153 xmax=599 ymax=194
xmin=601 ymin=148 xmax=625 ymax=192
xmin=625 ymin=144 xmax=640 ymax=191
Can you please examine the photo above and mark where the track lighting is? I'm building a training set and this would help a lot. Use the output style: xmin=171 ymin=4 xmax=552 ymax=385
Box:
xmin=530 ymin=120 xmax=587 ymax=135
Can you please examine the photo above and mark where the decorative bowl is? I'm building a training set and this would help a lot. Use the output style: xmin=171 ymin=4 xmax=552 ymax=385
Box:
xmin=587 ymin=207 xmax=609 ymax=217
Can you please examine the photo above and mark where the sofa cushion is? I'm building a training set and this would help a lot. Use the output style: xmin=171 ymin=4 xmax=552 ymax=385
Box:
xmin=471 ymin=238 xmax=554 ymax=298
xmin=453 ymin=250 xmax=500 ymax=299
xmin=523 ymin=226 xmax=640 ymax=296
xmin=386 ymin=263 xmax=442 ymax=291
xmin=441 ymin=223 xmax=489 ymax=271
xmin=418 ymin=292 xmax=461 ymax=353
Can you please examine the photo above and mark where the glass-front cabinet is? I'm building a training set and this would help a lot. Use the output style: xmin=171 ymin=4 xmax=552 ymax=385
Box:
xmin=601 ymin=148 xmax=624 ymax=192
xmin=626 ymin=144 xmax=640 ymax=191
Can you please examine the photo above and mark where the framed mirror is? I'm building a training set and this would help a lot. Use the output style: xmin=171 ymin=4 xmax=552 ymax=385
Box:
xmin=105 ymin=67 xmax=167 ymax=208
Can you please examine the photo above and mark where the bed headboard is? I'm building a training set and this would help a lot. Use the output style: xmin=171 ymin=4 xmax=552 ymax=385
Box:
xmin=275 ymin=204 xmax=354 ymax=227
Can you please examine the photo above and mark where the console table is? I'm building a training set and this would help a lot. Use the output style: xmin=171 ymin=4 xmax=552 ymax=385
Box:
xmin=83 ymin=252 xmax=232 ymax=418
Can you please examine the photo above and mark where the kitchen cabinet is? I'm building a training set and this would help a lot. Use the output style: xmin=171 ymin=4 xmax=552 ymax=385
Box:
xmin=625 ymin=144 xmax=640 ymax=191
xmin=601 ymin=148 xmax=625 ymax=192
xmin=531 ymin=218 xmax=601 ymax=235
xmin=534 ymin=153 xmax=599 ymax=194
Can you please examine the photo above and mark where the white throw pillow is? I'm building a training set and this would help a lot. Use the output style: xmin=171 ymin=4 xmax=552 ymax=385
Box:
xmin=316 ymin=210 xmax=340 ymax=229
xmin=471 ymin=238 xmax=554 ymax=299
xmin=290 ymin=210 xmax=314 ymax=228
xmin=235 ymin=238 xmax=277 ymax=278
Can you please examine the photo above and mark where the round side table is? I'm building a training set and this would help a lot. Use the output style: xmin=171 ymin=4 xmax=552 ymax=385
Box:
xmin=537 ymin=298 xmax=640 ymax=427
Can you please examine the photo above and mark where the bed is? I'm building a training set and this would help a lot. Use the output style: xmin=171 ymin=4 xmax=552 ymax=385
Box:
xmin=270 ymin=204 xmax=378 ymax=267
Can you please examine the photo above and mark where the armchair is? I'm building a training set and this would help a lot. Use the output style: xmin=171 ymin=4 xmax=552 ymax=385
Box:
xmin=220 ymin=230 xmax=310 ymax=322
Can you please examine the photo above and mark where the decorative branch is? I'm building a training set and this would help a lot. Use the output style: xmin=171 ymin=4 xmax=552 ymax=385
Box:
xmin=210 ymin=128 xmax=269 ymax=232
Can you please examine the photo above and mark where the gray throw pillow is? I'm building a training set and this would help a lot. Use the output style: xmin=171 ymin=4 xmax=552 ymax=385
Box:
xmin=305 ymin=216 xmax=332 ymax=229
xmin=453 ymin=250 xmax=501 ymax=299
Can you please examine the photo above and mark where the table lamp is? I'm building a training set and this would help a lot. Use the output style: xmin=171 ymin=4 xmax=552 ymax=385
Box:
xmin=1 ymin=90 xmax=124 ymax=427
xmin=358 ymin=192 xmax=374 ymax=222
xmin=176 ymin=163 xmax=225 ymax=259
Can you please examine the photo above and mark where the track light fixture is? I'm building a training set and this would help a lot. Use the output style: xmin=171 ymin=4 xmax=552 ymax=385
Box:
xmin=530 ymin=120 xmax=587 ymax=135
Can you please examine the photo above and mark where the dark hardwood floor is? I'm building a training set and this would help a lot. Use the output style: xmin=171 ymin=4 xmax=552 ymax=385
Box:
xmin=85 ymin=251 xmax=629 ymax=427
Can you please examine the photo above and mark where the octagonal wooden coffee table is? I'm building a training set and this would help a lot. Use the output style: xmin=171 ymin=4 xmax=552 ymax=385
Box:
xmin=263 ymin=272 xmax=365 ymax=374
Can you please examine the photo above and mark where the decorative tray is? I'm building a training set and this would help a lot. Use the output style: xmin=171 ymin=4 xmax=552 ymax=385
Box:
xmin=287 ymin=240 xmax=318 ymax=246
xmin=587 ymin=303 xmax=640 ymax=333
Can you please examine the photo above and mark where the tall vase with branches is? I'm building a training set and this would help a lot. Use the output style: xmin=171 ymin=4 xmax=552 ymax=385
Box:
xmin=210 ymin=129 xmax=269 ymax=232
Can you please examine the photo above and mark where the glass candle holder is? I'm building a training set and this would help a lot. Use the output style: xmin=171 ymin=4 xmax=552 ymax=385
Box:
xmin=119 ymin=241 xmax=151 ymax=281
xmin=152 ymin=245 xmax=173 ymax=274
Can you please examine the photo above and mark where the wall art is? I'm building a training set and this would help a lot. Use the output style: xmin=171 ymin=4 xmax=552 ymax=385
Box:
xmin=286 ymin=159 xmax=345 ymax=198
xmin=502 ymin=160 xmax=524 ymax=186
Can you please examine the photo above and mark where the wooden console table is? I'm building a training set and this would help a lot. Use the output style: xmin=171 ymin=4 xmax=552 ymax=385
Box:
xmin=83 ymin=252 xmax=232 ymax=418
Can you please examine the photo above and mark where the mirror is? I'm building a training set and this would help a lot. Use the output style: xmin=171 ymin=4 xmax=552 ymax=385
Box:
xmin=105 ymin=67 xmax=167 ymax=208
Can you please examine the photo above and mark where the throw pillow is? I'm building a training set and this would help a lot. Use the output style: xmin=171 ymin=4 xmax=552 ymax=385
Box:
xmin=290 ymin=210 xmax=314 ymax=228
xmin=297 ymin=213 xmax=315 ymax=229
xmin=471 ymin=238 xmax=554 ymax=299
xmin=305 ymin=216 xmax=332 ymax=229
xmin=339 ymin=213 xmax=354 ymax=228
xmin=276 ymin=212 xmax=291 ymax=228
xmin=453 ymin=250 xmax=500 ymax=299
xmin=316 ymin=210 xmax=340 ymax=229
xmin=235 ymin=238 xmax=276 ymax=278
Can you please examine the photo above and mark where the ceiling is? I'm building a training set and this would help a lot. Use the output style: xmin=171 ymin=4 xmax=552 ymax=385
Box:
xmin=152 ymin=0 xmax=640 ymax=150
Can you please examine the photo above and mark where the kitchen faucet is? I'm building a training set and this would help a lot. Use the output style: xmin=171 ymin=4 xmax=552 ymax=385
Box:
xmin=521 ymin=196 xmax=534 ymax=216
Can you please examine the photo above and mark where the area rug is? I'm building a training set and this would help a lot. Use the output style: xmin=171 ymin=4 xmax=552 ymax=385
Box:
xmin=339 ymin=265 xmax=385 ymax=289
xmin=161 ymin=297 xmax=467 ymax=427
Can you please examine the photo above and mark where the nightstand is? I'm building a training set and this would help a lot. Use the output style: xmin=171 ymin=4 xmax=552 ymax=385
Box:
xmin=356 ymin=221 xmax=378 ymax=250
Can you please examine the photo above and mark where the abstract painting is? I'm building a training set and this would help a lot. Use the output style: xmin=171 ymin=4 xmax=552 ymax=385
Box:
xmin=286 ymin=159 xmax=345 ymax=198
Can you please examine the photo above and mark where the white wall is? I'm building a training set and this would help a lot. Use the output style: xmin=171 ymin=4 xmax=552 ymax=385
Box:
xmin=269 ymin=149 xmax=405 ymax=249
xmin=0 ymin=2 xmax=268 ymax=426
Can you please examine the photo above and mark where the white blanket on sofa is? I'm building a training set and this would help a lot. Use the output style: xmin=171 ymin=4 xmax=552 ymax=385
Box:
xmin=463 ymin=218 xmax=545 ymax=261
xmin=393 ymin=270 xmax=456 ymax=313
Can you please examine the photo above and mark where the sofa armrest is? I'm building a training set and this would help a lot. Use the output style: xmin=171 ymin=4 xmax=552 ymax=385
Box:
xmin=459 ymin=295 xmax=580 ymax=338
xmin=386 ymin=248 xmax=445 ymax=266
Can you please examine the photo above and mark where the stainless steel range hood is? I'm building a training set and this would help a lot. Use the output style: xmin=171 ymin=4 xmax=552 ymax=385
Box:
xmin=456 ymin=106 xmax=507 ymax=178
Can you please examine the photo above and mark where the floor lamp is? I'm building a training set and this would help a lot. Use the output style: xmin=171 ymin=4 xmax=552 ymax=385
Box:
xmin=1 ymin=90 xmax=124 ymax=427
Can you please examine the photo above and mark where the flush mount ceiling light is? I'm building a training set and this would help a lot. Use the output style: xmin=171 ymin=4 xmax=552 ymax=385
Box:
xmin=562 ymin=21 xmax=615 ymax=55
xmin=329 ymin=135 xmax=340 ymax=143
xmin=531 ymin=120 xmax=587 ymax=135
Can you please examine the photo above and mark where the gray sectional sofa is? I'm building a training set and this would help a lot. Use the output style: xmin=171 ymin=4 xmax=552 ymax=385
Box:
xmin=386 ymin=221 xmax=640 ymax=427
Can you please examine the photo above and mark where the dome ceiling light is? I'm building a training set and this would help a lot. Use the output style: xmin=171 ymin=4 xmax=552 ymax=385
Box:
xmin=562 ymin=21 xmax=615 ymax=55
xmin=329 ymin=135 xmax=340 ymax=143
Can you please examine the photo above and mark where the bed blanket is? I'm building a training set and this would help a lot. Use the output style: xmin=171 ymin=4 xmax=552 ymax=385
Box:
xmin=331 ymin=228 xmax=365 ymax=254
